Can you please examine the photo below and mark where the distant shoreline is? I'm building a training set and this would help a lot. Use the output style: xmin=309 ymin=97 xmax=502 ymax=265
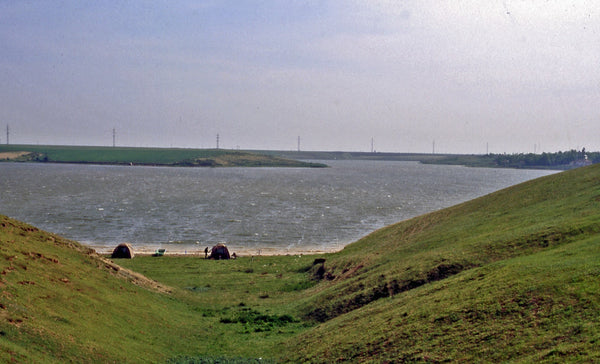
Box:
xmin=1 ymin=144 xmax=594 ymax=170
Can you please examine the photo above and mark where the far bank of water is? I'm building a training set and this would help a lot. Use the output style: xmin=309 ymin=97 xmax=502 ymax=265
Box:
xmin=0 ymin=161 xmax=555 ymax=255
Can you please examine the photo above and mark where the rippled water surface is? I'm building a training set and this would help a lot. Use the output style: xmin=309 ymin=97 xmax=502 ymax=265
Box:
xmin=0 ymin=161 xmax=555 ymax=255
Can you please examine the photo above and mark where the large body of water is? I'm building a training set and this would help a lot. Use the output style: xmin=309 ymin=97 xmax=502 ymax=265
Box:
xmin=0 ymin=161 xmax=555 ymax=255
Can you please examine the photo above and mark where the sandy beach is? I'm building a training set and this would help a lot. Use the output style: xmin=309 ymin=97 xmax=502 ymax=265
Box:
xmin=94 ymin=244 xmax=342 ymax=257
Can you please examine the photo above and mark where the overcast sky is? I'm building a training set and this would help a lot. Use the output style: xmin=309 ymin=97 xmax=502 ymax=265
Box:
xmin=1 ymin=1 xmax=598 ymax=154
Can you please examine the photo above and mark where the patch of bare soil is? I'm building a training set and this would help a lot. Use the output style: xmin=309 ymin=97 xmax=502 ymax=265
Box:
xmin=0 ymin=151 xmax=31 ymax=160
xmin=97 ymin=255 xmax=173 ymax=294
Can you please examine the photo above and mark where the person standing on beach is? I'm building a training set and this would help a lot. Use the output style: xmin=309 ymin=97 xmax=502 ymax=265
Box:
xmin=204 ymin=247 xmax=208 ymax=259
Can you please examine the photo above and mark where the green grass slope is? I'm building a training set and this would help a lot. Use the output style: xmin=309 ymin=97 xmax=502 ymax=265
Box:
xmin=283 ymin=163 xmax=600 ymax=362
xmin=0 ymin=214 xmax=323 ymax=363
xmin=0 ymin=216 xmax=223 ymax=363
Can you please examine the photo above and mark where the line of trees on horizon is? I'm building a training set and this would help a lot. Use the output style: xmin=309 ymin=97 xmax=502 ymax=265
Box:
xmin=490 ymin=148 xmax=597 ymax=168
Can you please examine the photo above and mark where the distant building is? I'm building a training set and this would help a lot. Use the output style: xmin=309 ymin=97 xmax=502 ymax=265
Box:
xmin=570 ymin=154 xmax=592 ymax=168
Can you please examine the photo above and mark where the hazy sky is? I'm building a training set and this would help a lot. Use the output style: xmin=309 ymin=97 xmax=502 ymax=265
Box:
xmin=1 ymin=1 xmax=598 ymax=153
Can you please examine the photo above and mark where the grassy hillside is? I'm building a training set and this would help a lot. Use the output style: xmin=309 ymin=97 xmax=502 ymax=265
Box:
xmin=0 ymin=214 xmax=324 ymax=363
xmin=283 ymin=163 xmax=600 ymax=362
xmin=0 ymin=216 xmax=195 ymax=363
xmin=0 ymin=144 xmax=326 ymax=168
xmin=2 ymin=164 xmax=600 ymax=362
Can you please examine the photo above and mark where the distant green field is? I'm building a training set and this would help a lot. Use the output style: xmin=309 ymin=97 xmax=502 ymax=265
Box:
xmin=2 ymin=163 xmax=600 ymax=362
xmin=0 ymin=144 xmax=326 ymax=168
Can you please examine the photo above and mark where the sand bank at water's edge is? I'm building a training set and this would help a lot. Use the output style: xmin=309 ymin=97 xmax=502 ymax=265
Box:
xmin=93 ymin=244 xmax=341 ymax=257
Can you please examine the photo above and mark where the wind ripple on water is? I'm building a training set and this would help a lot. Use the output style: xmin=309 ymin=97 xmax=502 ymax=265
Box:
xmin=0 ymin=161 xmax=555 ymax=255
